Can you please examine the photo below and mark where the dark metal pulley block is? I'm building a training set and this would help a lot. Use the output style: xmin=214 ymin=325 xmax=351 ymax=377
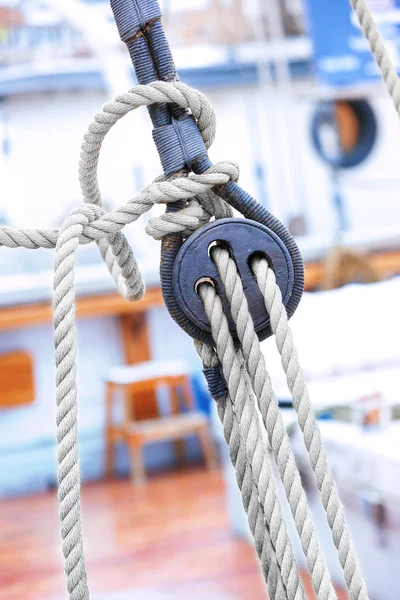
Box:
xmin=165 ymin=218 xmax=298 ymax=345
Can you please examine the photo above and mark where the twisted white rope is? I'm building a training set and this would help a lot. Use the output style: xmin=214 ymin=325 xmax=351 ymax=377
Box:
xmin=252 ymin=256 xmax=369 ymax=600
xmin=47 ymin=1 xmax=394 ymax=594
xmin=209 ymin=247 xmax=335 ymax=600
xmin=200 ymin=244 xmax=369 ymax=598
xmin=195 ymin=308 xmax=305 ymax=600
xmin=351 ymin=0 xmax=400 ymax=115
xmin=54 ymin=206 xmax=101 ymax=600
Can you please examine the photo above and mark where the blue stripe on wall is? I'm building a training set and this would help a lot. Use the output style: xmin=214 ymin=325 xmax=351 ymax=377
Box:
xmin=0 ymin=60 xmax=313 ymax=97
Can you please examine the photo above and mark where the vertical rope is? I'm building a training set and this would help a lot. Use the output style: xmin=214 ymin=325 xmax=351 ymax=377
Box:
xmin=209 ymin=247 xmax=336 ymax=600
xmin=54 ymin=207 xmax=94 ymax=600
xmin=252 ymin=256 xmax=369 ymax=600
xmin=195 ymin=342 xmax=288 ymax=600
xmin=195 ymin=307 xmax=305 ymax=600
xmin=350 ymin=0 xmax=400 ymax=115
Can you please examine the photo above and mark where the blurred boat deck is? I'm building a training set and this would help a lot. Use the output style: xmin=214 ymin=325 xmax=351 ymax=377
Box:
xmin=0 ymin=468 xmax=347 ymax=599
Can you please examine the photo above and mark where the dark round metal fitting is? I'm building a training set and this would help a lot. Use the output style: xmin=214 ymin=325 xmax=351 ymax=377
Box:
xmin=171 ymin=218 xmax=295 ymax=344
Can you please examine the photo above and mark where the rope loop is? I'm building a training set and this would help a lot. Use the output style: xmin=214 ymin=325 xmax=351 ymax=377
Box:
xmin=0 ymin=80 xmax=235 ymax=265
xmin=79 ymin=80 xmax=217 ymax=206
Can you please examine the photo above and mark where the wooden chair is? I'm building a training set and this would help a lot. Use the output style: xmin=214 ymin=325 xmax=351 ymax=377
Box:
xmin=104 ymin=360 xmax=217 ymax=484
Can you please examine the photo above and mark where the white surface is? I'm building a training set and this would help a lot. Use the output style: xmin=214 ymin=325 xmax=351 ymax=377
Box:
xmin=0 ymin=256 xmax=161 ymax=308
xmin=291 ymin=421 xmax=400 ymax=600
xmin=303 ymin=365 xmax=400 ymax=409
xmin=311 ymin=420 xmax=400 ymax=499
xmin=105 ymin=359 xmax=192 ymax=384
xmin=261 ymin=276 xmax=400 ymax=406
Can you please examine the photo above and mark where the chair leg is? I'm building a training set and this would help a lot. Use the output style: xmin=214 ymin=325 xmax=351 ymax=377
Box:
xmin=129 ymin=442 xmax=146 ymax=485
xmin=173 ymin=438 xmax=186 ymax=466
xmin=104 ymin=382 xmax=114 ymax=478
xmin=197 ymin=425 xmax=218 ymax=470
xmin=105 ymin=436 xmax=114 ymax=479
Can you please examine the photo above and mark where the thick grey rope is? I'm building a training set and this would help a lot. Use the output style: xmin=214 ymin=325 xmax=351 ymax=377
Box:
xmin=53 ymin=204 xmax=150 ymax=599
xmin=252 ymin=256 xmax=369 ymax=600
xmin=351 ymin=0 xmax=400 ymax=115
xmin=54 ymin=205 xmax=103 ymax=600
xmin=0 ymin=165 xmax=235 ymax=250
xmin=209 ymin=247 xmax=336 ymax=600
xmin=195 ymin=312 xmax=305 ymax=600
xmin=195 ymin=341 xmax=293 ymax=600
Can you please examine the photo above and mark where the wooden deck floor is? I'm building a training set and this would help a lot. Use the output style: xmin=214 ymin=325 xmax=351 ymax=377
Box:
xmin=0 ymin=468 xmax=347 ymax=600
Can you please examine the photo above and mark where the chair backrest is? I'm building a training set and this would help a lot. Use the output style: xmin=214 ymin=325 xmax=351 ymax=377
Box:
xmin=126 ymin=374 xmax=193 ymax=422
xmin=0 ymin=350 xmax=34 ymax=408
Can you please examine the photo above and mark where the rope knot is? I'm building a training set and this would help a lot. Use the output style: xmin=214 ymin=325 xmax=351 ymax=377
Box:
xmin=57 ymin=203 xmax=144 ymax=303
xmin=58 ymin=203 xmax=104 ymax=237
xmin=144 ymin=161 xmax=237 ymax=241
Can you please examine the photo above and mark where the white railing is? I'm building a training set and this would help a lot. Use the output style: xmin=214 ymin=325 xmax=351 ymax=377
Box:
xmin=0 ymin=23 xmax=92 ymax=69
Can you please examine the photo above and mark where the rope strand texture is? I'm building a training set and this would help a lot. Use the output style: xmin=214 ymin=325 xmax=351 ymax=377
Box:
xmin=193 ymin=344 xmax=290 ymax=599
xmin=209 ymin=247 xmax=336 ymax=600
xmin=54 ymin=207 xmax=96 ymax=600
xmin=203 ymin=248 xmax=369 ymax=599
xmin=252 ymin=257 xmax=369 ymax=600
xmin=195 ymin=308 xmax=305 ymax=600
xmin=351 ymin=0 xmax=400 ymax=115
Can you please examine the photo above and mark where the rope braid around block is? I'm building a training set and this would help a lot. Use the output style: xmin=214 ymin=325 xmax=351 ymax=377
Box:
xmin=6 ymin=0 xmax=400 ymax=596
